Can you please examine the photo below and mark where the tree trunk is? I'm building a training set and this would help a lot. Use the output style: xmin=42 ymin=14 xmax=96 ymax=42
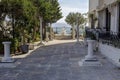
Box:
xmin=91 ymin=15 xmax=94 ymax=29
xmin=49 ymin=23 xmax=53 ymax=40
xmin=72 ymin=25 xmax=75 ymax=39
xmin=33 ymin=26 xmax=37 ymax=42
xmin=42 ymin=22 xmax=46 ymax=40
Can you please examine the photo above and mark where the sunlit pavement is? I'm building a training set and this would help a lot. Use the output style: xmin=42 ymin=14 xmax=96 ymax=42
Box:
xmin=0 ymin=40 xmax=120 ymax=80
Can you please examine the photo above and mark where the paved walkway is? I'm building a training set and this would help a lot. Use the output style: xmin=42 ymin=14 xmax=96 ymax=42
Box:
xmin=0 ymin=40 xmax=120 ymax=80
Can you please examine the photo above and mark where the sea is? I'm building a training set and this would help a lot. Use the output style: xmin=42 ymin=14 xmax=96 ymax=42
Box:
xmin=53 ymin=27 xmax=71 ymax=34
xmin=52 ymin=23 xmax=84 ymax=35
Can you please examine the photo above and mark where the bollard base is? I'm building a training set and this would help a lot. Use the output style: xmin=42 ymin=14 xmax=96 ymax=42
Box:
xmin=85 ymin=55 xmax=96 ymax=60
xmin=79 ymin=58 xmax=102 ymax=66
xmin=1 ymin=57 xmax=14 ymax=63
xmin=79 ymin=39 xmax=102 ymax=66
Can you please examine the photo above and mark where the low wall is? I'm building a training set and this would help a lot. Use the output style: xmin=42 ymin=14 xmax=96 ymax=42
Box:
xmin=54 ymin=34 xmax=72 ymax=40
xmin=99 ymin=43 xmax=120 ymax=67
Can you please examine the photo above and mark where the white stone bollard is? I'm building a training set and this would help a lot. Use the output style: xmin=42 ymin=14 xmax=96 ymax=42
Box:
xmin=84 ymin=38 xmax=90 ymax=46
xmin=85 ymin=40 xmax=95 ymax=60
xmin=2 ymin=42 xmax=14 ymax=62
xmin=79 ymin=40 xmax=101 ymax=66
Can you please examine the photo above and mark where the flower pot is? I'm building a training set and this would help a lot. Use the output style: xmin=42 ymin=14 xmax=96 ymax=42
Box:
xmin=20 ymin=44 xmax=29 ymax=53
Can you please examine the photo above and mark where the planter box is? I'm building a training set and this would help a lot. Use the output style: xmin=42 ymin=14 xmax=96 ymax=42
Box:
xmin=29 ymin=44 xmax=34 ymax=50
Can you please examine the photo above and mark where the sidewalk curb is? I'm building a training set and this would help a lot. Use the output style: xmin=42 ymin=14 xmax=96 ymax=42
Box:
xmin=12 ymin=42 xmax=45 ymax=59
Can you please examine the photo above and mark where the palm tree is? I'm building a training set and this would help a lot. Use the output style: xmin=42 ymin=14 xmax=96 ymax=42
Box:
xmin=65 ymin=12 xmax=86 ymax=39
xmin=65 ymin=12 xmax=76 ymax=39
xmin=76 ymin=12 xmax=86 ymax=26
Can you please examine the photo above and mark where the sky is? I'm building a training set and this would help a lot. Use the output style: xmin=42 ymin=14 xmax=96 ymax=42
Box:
xmin=52 ymin=0 xmax=89 ymax=27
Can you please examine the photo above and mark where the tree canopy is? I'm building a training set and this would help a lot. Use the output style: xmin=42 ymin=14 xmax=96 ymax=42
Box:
xmin=65 ymin=12 xmax=86 ymax=27
xmin=65 ymin=12 xmax=86 ymax=39
xmin=0 ymin=0 xmax=62 ymax=38
xmin=0 ymin=0 xmax=62 ymax=50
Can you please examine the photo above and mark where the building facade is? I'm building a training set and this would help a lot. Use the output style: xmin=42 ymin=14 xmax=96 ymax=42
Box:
xmin=89 ymin=0 xmax=120 ymax=67
xmin=89 ymin=0 xmax=120 ymax=32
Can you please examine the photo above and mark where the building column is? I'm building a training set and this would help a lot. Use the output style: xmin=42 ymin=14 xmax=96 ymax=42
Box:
xmin=116 ymin=3 xmax=120 ymax=33
xmin=108 ymin=4 xmax=119 ymax=33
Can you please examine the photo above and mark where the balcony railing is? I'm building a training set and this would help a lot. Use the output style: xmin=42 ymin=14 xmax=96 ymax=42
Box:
xmin=98 ymin=31 xmax=120 ymax=48
xmin=85 ymin=28 xmax=120 ymax=48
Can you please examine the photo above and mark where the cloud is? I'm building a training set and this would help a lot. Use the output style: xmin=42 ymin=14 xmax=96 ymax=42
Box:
xmin=58 ymin=0 xmax=88 ymax=9
xmin=62 ymin=7 xmax=88 ymax=16
xmin=56 ymin=0 xmax=88 ymax=23
xmin=57 ymin=7 xmax=88 ymax=23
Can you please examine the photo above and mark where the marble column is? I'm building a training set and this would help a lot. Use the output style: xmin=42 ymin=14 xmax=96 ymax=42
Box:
xmin=85 ymin=40 xmax=95 ymax=60
xmin=79 ymin=40 xmax=101 ymax=66
xmin=2 ymin=42 xmax=14 ymax=62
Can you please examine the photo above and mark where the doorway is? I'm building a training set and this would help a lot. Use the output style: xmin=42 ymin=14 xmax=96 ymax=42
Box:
xmin=106 ymin=8 xmax=111 ymax=32
xmin=118 ymin=2 xmax=120 ymax=37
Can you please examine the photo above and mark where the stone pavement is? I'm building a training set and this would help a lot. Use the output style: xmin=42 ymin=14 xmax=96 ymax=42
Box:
xmin=0 ymin=40 xmax=120 ymax=80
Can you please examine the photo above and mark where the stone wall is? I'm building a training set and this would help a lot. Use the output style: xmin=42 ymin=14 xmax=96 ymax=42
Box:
xmin=99 ymin=43 xmax=120 ymax=67
xmin=54 ymin=34 xmax=72 ymax=40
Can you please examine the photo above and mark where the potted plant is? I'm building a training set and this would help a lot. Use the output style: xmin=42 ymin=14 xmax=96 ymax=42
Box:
xmin=20 ymin=44 xmax=29 ymax=53
xmin=0 ymin=39 xmax=4 ymax=55
xmin=90 ymin=31 xmax=98 ymax=52
xmin=90 ymin=32 xmax=96 ymax=40
xmin=19 ymin=30 xmax=29 ymax=53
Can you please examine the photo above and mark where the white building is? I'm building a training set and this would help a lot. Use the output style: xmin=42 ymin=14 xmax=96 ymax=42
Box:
xmin=89 ymin=0 xmax=120 ymax=67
